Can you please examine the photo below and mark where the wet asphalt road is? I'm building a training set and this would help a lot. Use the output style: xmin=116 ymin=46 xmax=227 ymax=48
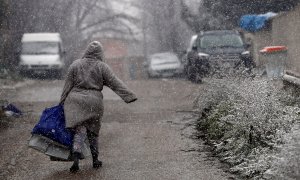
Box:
xmin=0 ymin=78 xmax=233 ymax=180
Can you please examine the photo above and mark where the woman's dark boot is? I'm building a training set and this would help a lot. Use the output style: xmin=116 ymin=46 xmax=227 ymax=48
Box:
xmin=88 ymin=131 xmax=102 ymax=169
xmin=93 ymin=159 xmax=102 ymax=169
xmin=70 ymin=152 xmax=80 ymax=173
xmin=91 ymin=148 xmax=102 ymax=168
xmin=92 ymin=153 xmax=102 ymax=169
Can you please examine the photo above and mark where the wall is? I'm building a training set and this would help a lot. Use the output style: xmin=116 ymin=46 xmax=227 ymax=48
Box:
xmin=272 ymin=5 xmax=300 ymax=72
xmin=95 ymin=38 xmax=145 ymax=80
xmin=250 ymin=5 xmax=300 ymax=73
xmin=105 ymin=56 xmax=146 ymax=81
xmin=100 ymin=38 xmax=128 ymax=59
xmin=247 ymin=30 xmax=272 ymax=67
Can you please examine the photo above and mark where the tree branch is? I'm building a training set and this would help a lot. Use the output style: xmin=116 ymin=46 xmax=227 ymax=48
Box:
xmin=76 ymin=0 xmax=99 ymax=29
xmin=80 ymin=13 xmax=139 ymax=32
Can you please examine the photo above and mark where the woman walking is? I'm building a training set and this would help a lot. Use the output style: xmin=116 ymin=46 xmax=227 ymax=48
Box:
xmin=60 ymin=41 xmax=137 ymax=173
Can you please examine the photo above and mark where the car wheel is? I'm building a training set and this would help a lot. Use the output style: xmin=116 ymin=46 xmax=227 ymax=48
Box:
xmin=19 ymin=70 xmax=27 ymax=77
xmin=183 ymin=66 xmax=188 ymax=78
xmin=187 ymin=66 xmax=198 ymax=82
xmin=55 ymin=69 xmax=64 ymax=79
xmin=146 ymin=71 xmax=152 ymax=79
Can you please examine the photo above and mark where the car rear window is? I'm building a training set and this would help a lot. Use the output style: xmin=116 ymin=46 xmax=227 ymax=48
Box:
xmin=199 ymin=34 xmax=244 ymax=49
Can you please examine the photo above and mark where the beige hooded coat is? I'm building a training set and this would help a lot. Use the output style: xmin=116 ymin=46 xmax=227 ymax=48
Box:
xmin=60 ymin=41 xmax=137 ymax=135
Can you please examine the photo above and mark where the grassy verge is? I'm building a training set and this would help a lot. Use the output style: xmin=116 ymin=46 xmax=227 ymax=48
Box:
xmin=194 ymin=78 xmax=300 ymax=179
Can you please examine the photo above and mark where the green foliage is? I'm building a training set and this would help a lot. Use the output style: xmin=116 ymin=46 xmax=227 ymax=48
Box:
xmin=198 ymin=101 xmax=233 ymax=141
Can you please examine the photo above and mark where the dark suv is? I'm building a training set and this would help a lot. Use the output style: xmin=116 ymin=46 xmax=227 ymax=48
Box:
xmin=186 ymin=30 xmax=252 ymax=82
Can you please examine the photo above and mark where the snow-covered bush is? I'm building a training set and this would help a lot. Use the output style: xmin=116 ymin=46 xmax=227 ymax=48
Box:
xmin=194 ymin=77 xmax=300 ymax=179
xmin=264 ymin=124 xmax=300 ymax=180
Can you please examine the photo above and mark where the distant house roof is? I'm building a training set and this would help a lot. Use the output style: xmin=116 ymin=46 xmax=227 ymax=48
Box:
xmin=22 ymin=33 xmax=61 ymax=42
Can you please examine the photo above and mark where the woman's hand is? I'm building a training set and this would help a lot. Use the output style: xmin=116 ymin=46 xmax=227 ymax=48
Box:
xmin=59 ymin=100 xmax=65 ymax=105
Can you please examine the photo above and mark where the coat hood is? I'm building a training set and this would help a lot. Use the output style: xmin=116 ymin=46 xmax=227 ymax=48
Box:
xmin=83 ymin=41 xmax=104 ymax=61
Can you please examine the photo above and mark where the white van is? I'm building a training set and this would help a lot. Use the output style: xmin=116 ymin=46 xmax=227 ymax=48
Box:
xmin=19 ymin=33 xmax=65 ymax=78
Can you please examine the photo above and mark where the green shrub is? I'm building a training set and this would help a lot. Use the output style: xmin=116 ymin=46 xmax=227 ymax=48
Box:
xmin=194 ymin=78 xmax=300 ymax=179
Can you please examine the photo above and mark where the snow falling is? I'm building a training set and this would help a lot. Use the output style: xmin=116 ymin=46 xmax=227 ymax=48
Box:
xmin=1 ymin=0 xmax=300 ymax=179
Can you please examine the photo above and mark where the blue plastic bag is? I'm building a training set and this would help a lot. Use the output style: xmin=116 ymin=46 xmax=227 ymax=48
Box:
xmin=32 ymin=105 xmax=74 ymax=147
xmin=240 ymin=12 xmax=277 ymax=32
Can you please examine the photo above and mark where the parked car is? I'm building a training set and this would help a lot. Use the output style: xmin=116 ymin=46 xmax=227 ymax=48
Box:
xmin=18 ymin=33 xmax=65 ymax=78
xmin=181 ymin=35 xmax=197 ymax=75
xmin=186 ymin=30 xmax=253 ymax=82
xmin=144 ymin=52 xmax=183 ymax=78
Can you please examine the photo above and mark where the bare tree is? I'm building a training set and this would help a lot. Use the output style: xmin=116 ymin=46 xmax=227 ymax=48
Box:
xmin=0 ymin=0 xmax=140 ymax=70
xmin=63 ymin=0 xmax=140 ymax=65
xmin=0 ymin=0 xmax=76 ymax=69
xmin=139 ymin=0 xmax=192 ymax=55
xmin=180 ymin=0 xmax=300 ymax=32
